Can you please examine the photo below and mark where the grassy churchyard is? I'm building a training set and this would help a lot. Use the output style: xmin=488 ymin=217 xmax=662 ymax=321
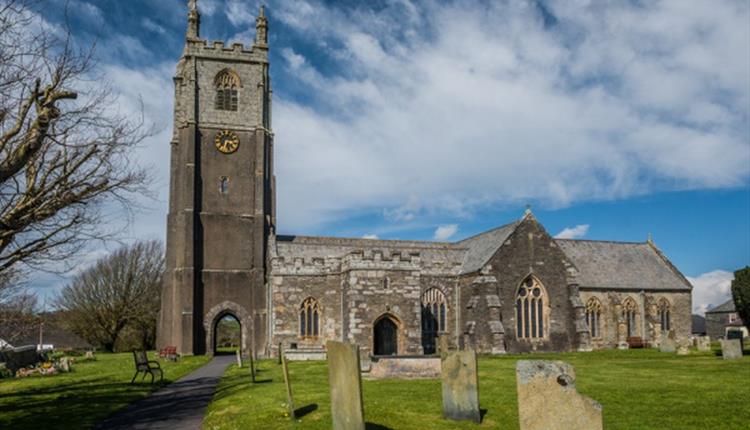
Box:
xmin=0 ymin=352 xmax=209 ymax=429
xmin=204 ymin=348 xmax=750 ymax=430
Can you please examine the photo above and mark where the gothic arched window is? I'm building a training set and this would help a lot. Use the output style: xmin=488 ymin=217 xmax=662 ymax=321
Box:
xmin=586 ymin=298 xmax=602 ymax=339
xmin=299 ymin=297 xmax=321 ymax=339
xmin=516 ymin=277 xmax=548 ymax=340
xmin=421 ymin=288 xmax=447 ymax=354
xmin=658 ymin=298 xmax=671 ymax=332
xmin=623 ymin=298 xmax=638 ymax=337
xmin=214 ymin=69 xmax=241 ymax=111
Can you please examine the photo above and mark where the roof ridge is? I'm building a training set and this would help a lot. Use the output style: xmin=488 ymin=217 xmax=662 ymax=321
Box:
xmin=456 ymin=220 xmax=519 ymax=244
xmin=555 ymin=238 xmax=647 ymax=245
xmin=275 ymin=234 xmax=459 ymax=248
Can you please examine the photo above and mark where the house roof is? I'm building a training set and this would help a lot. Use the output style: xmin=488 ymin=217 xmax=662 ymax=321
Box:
xmin=554 ymin=239 xmax=692 ymax=291
xmin=705 ymin=298 xmax=736 ymax=314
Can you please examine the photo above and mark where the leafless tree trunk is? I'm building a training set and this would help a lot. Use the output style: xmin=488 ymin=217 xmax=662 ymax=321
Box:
xmin=0 ymin=0 xmax=151 ymax=277
xmin=54 ymin=240 xmax=164 ymax=352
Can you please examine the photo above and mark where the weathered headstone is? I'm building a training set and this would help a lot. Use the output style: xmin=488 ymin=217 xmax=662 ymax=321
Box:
xmin=676 ymin=345 xmax=690 ymax=355
xmin=516 ymin=360 xmax=603 ymax=430
xmin=438 ymin=335 xmax=449 ymax=359
xmin=721 ymin=339 xmax=742 ymax=360
xmin=659 ymin=332 xmax=676 ymax=353
xmin=85 ymin=350 xmax=95 ymax=360
xmin=441 ymin=350 xmax=480 ymax=423
xmin=326 ymin=341 xmax=365 ymax=430
xmin=235 ymin=349 xmax=242 ymax=368
xmin=58 ymin=357 xmax=71 ymax=372
xmin=697 ymin=336 xmax=711 ymax=352
xmin=281 ymin=349 xmax=295 ymax=419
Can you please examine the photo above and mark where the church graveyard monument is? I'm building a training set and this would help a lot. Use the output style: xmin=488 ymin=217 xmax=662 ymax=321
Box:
xmin=281 ymin=349 xmax=295 ymax=419
xmin=441 ymin=350 xmax=481 ymax=423
xmin=516 ymin=360 xmax=603 ymax=430
xmin=696 ymin=336 xmax=712 ymax=352
xmin=326 ymin=341 xmax=365 ymax=430
xmin=659 ymin=332 xmax=676 ymax=353
xmin=720 ymin=339 xmax=742 ymax=360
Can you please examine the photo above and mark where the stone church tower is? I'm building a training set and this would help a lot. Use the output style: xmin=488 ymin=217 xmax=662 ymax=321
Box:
xmin=157 ymin=1 xmax=275 ymax=356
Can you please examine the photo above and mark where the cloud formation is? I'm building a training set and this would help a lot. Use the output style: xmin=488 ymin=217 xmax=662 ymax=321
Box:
xmin=434 ymin=224 xmax=459 ymax=241
xmin=687 ymin=270 xmax=735 ymax=315
xmin=554 ymin=224 xmax=590 ymax=240
xmin=263 ymin=0 xmax=749 ymax=232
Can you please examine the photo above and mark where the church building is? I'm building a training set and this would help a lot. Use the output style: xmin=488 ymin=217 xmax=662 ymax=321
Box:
xmin=157 ymin=3 xmax=692 ymax=358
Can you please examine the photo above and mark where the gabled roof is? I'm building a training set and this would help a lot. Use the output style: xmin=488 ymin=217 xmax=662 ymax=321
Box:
xmin=555 ymin=239 xmax=692 ymax=291
xmin=706 ymin=298 xmax=736 ymax=314
xmin=456 ymin=221 xmax=519 ymax=274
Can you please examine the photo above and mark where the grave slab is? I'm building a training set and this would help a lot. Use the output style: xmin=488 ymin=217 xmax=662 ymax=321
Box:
xmin=441 ymin=350 xmax=480 ymax=423
xmin=516 ymin=360 xmax=602 ymax=430
xmin=326 ymin=341 xmax=365 ymax=430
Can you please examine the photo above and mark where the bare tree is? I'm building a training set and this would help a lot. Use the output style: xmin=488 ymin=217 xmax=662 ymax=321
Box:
xmin=0 ymin=0 xmax=150 ymax=277
xmin=54 ymin=240 xmax=164 ymax=352
xmin=0 ymin=269 xmax=37 ymax=348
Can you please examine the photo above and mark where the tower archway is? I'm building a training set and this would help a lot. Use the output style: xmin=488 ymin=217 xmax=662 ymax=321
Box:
xmin=204 ymin=301 xmax=251 ymax=356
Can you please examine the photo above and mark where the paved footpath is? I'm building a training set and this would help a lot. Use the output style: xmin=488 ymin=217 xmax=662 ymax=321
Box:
xmin=94 ymin=355 xmax=233 ymax=430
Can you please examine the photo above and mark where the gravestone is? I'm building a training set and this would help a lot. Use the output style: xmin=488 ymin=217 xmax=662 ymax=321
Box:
xmin=659 ymin=332 xmax=676 ymax=353
xmin=516 ymin=360 xmax=602 ymax=430
xmin=676 ymin=345 xmax=690 ymax=355
xmin=281 ymin=349 xmax=296 ymax=419
xmin=721 ymin=339 xmax=742 ymax=360
xmin=85 ymin=351 xmax=95 ymax=359
xmin=326 ymin=341 xmax=365 ymax=430
xmin=58 ymin=357 xmax=71 ymax=372
xmin=441 ymin=350 xmax=480 ymax=423
xmin=438 ymin=335 xmax=449 ymax=359
xmin=236 ymin=349 xmax=242 ymax=368
xmin=696 ymin=336 xmax=711 ymax=352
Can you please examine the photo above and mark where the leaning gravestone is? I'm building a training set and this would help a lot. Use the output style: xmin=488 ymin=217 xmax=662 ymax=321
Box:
xmin=281 ymin=349 xmax=296 ymax=419
xmin=441 ymin=350 xmax=480 ymax=423
xmin=697 ymin=336 xmax=711 ymax=352
xmin=659 ymin=332 xmax=676 ymax=353
xmin=438 ymin=335 xmax=449 ymax=359
xmin=326 ymin=341 xmax=365 ymax=430
xmin=721 ymin=339 xmax=742 ymax=360
xmin=516 ymin=360 xmax=602 ymax=430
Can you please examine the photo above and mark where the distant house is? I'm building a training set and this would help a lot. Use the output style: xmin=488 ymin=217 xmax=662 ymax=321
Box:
xmin=10 ymin=312 xmax=92 ymax=351
xmin=691 ymin=314 xmax=706 ymax=336
xmin=705 ymin=299 xmax=747 ymax=339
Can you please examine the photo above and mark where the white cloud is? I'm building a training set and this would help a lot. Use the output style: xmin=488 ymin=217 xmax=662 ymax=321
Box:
xmin=687 ymin=270 xmax=735 ymax=315
xmin=434 ymin=224 xmax=458 ymax=241
xmin=554 ymin=224 xmax=590 ymax=239
xmin=362 ymin=234 xmax=379 ymax=240
xmin=142 ymin=18 xmax=167 ymax=35
xmin=268 ymin=0 xmax=749 ymax=231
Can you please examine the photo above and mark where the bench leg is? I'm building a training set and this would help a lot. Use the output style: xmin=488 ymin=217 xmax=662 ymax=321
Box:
xmin=131 ymin=371 xmax=140 ymax=384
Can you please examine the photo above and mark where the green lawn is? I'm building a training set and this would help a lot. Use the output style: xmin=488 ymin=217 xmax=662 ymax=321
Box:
xmin=0 ymin=351 xmax=209 ymax=430
xmin=204 ymin=348 xmax=749 ymax=430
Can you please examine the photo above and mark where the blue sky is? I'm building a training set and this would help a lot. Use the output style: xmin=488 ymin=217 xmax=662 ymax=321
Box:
xmin=30 ymin=0 xmax=750 ymax=313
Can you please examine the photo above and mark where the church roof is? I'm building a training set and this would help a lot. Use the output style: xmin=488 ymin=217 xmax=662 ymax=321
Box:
xmin=705 ymin=298 xmax=736 ymax=314
xmin=456 ymin=221 xmax=519 ymax=274
xmin=555 ymin=239 xmax=692 ymax=291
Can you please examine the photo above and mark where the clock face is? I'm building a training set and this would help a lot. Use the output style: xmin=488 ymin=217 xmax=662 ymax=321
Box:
xmin=214 ymin=130 xmax=240 ymax=154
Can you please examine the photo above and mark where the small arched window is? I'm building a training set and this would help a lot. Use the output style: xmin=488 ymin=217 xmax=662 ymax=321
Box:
xmin=219 ymin=176 xmax=229 ymax=195
xmin=516 ymin=276 xmax=547 ymax=340
xmin=214 ymin=69 xmax=241 ymax=111
xmin=658 ymin=298 xmax=671 ymax=332
xmin=586 ymin=298 xmax=602 ymax=339
xmin=299 ymin=297 xmax=321 ymax=339
xmin=623 ymin=298 xmax=638 ymax=337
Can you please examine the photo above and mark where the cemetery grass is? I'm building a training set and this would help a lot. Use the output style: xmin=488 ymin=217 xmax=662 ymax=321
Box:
xmin=0 ymin=351 xmax=209 ymax=430
xmin=204 ymin=347 xmax=750 ymax=430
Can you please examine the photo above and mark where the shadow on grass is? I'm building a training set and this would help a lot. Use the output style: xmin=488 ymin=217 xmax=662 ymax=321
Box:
xmin=294 ymin=403 xmax=318 ymax=418
xmin=366 ymin=422 xmax=395 ymax=430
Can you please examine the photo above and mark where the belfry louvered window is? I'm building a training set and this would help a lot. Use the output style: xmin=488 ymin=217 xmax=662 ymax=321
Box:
xmin=658 ymin=298 xmax=671 ymax=332
xmin=214 ymin=69 xmax=240 ymax=111
xmin=516 ymin=277 xmax=547 ymax=340
xmin=299 ymin=297 xmax=321 ymax=339
xmin=586 ymin=298 xmax=602 ymax=339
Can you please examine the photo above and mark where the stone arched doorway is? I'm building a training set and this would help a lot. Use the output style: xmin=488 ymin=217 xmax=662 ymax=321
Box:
xmin=204 ymin=301 xmax=251 ymax=356
xmin=373 ymin=314 xmax=399 ymax=356
xmin=213 ymin=313 xmax=241 ymax=355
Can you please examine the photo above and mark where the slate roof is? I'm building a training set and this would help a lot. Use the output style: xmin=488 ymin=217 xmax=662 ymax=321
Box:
xmin=705 ymin=299 xmax=736 ymax=314
xmin=456 ymin=221 xmax=519 ymax=274
xmin=555 ymin=239 xmax=692 ymax=291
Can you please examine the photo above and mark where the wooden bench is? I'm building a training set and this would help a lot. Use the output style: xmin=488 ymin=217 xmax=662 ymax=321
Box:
xmin=627 ymin=336 xmax=647 ymax=349
xmin=131 ymin=351 xmax=163 ymax=384
xmin=158 ymin=346 xmax=178 ymax=361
